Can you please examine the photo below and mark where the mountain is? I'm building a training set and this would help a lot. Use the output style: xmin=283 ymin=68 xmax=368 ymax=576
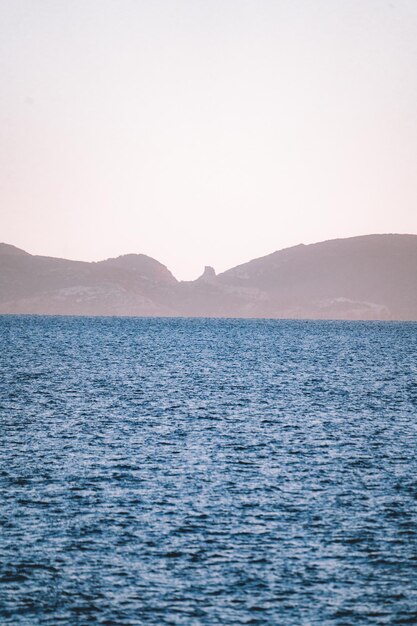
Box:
xmin=216 ymin=234 xmax=417 ymax=320
xmin=0 ymin=234 xmax=416 ymax=320
xmin=0 ymin=246 xmax=178 ymax=316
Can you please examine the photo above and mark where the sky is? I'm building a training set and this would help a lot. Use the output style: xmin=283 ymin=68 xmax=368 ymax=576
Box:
xmin=1 ymin=0 xmax=417 ymax=280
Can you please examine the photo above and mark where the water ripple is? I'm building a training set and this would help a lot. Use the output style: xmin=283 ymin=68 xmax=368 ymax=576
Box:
xmin=1 ymin=317 xmax=417 ymax=624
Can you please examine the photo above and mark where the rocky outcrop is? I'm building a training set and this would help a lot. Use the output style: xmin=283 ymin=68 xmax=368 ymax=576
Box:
xmin=197 ymin=266 xmax=216 ymax=283
xmin=1 ymin=235 xmax=416 ymax=320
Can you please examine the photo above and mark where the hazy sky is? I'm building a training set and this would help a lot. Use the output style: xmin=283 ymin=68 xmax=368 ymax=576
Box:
xmin=1 ymin=0 xmax=417 ymax=279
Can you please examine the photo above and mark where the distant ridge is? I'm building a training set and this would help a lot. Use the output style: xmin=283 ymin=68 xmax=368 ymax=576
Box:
xmin=0 ymin=243 xmax=30 ymax=256
xmin=1 ymin=234 xmax=416 ymax=320
xmin=97 ymin=254 xmax=177 ymax=285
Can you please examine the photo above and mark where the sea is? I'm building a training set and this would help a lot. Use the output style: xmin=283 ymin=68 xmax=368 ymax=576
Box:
xmin=1 ymin=316 xmax=417 ymax=625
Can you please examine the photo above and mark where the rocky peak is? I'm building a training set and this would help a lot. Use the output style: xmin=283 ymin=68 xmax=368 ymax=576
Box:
xmin=197 ymin=266 xmax=216 ymax=283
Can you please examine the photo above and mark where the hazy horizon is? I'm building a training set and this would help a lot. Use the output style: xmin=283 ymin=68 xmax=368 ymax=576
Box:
xmin=1 ymin=0 xmax=417 ymax=279
xmin=2 ymin=230 xmax=417 ymax=282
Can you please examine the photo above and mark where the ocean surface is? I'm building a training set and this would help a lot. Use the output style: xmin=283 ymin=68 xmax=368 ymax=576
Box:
xmin=1 ymin=316 xmax=417 ymax=625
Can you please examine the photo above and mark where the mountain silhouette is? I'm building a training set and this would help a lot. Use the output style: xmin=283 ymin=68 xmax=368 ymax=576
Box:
xmin=1 ymin=234 xmax=416 ymax=320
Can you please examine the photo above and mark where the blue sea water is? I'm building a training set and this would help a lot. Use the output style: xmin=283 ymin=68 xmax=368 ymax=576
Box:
xmin=1 ymin=316 xmax=417 ymax=625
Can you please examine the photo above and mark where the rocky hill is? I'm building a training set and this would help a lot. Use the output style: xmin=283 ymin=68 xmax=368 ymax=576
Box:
xmin=1 ymin=234 xmax=416 ymax=320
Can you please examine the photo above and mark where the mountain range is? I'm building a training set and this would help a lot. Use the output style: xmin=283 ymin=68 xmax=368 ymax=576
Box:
xmin=1 ymin=234 xmax=416 ymax=320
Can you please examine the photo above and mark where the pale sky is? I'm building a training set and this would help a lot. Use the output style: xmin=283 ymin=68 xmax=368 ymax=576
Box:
xmin=1 ymin=0 xmax=416 ymax=279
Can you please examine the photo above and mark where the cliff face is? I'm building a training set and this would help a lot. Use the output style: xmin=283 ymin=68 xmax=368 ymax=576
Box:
xmin=1 ymin=234 xmax=416 ymax=320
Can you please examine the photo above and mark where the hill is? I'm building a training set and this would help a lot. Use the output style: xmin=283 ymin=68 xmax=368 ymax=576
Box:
xmin=0 ymin=246 xmax=177 ymax=316
xmin=0 ymin=235 xmax=416 ymax=320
